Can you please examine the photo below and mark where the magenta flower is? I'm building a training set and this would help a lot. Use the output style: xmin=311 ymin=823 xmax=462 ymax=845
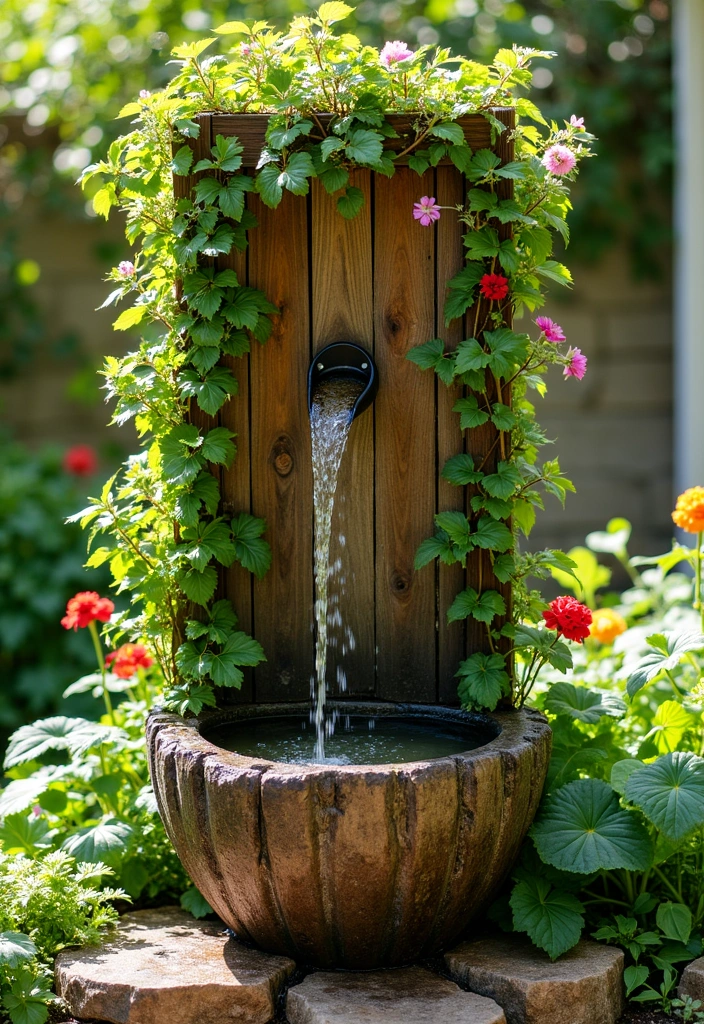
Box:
xmin=542 ymin=144 xmax=577 ymax=176
xmin=240 ymin=42 xmax=252 ymax=56
xmin=564 ymin=347 xmax=587 ymax=379
xmin=413 ymin=196 xmax=441 ymax=227
xmin=118 ymin=261 xmax=135 ymax=278
xmin=570 ymin=115 xmax=585 ymax=128
xmin=535 ymin=316 xmax=566 ymax=343
xmin=380 ymin=40 xmax=414 ymax=68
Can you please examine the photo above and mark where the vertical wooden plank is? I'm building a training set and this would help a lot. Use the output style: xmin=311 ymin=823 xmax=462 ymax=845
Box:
xmin=374 ymin=168 xmax=437 ymax=701
xmin=311 ymin=170 xmax=375 ymax=698
xmin=465 ymin=109 xmax=514 ymax=671
xmin=248 ymin=191 xmax=313 ymax=700
xmin=435 ymin=165 xmax=467 ymax=704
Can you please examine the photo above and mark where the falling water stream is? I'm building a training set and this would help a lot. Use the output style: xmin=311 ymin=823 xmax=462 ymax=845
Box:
xmin=310 ymin=377 xmax=364 ymax=760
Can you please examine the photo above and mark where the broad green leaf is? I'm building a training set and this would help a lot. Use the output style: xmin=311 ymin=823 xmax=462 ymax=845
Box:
xmin=2 ymin=988 xmax=50 ymax=1024
xmin=544 ymin=683 xmax=626 ymax=724
xmin=453 ymin=395 xmax=490 ymax=429
xmin=345 ymin=128 xmax=384 ymax=165
xmin=279 ymin=150 xmax=315 ymax=195
xmin=0 ymin=813 xmax=52 ymax=855
xmin=4 ymin=717 xmax=115 ymax=769
xmin=649 ymin=700 xmax=695 ymax=754
xmin=482 ymin=461 xmax=522 ymax=500
xmin=464 ymin=226 xmax=499 ymax=259
xmin=180 ymin=886 xmax=214 ymax=919
xmin=484 ymin=328 xmax=530 ymax=378
xmin=448 ymin=587 xmax=505 ymax=624
xmin=510 ymin=878 xmax=583 ymax=960
xmin=256 ymin=164 xmax=283 ymax=208
xmin=113 ymin=305 xmax=146 ymax=331
xmin=456 ymin=652 xmax=509 ymax=711
xmin=171 ymin=145 xmax=193 ymax=176
xmin=181 ymin=566 xmax=218 ymax=606
xmin=0 ymin=933 xmax=37 ymax=968
xmin=586 ymin=517 xmax=632 ymax=555
xmin=441 ymin=454 xmax=482 ymax=486
xmin=454 ymin=338 xmax=491 ymax=374
xmin=321 ymin=136 xmax=345 ymax=161
xmin=320 ymin=165 xmax=349 ymax=194
xmin=491 ymin=403 xmax=516 ymax=431
xmin=531 ymin=778 xmax=652 ymax=874
xmin=62 ymin=818 xmax=133 ymax=867
xmin=317 ymin=1 xmax=354 ymax=23
xmin=624 ymin=965 xmax=650 ymax=997
xmin=337 ymin=185 xmax=365 ymax=219
xmin=201 ymin=426 xmax=236 ymax=465
xmin=610 ymin=759 xmax=645 ymax=796
xmin=231 ymin=512 xmax=272 ymax=578
xmin=435 ymin=511 xmax=471 ymax=550
xmin=474 ymin=516 xmax=513 ymax=552
xmin=626 ymin=631 xmax=704 ymax=697
xmin=625 ymin=752 xmax=704 ymax=840
xmin=429 ymin=121 xmax=465 ymax=145
xmin=414 ymin=533 xmax=455 ymax=570
xmin=0 ymin=776 xmax=51 ymax=817
xmin=119 ymin=858 xmax=150 ymax=898
xmin=551 ymin=546 xmax=611 ymax=605
xmin=656 ymin=903 xmax=692 ymax=945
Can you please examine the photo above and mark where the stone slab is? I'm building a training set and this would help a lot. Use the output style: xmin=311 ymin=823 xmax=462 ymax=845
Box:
xmin=286 ymin=966 xmax=506 ymax=1023
xmin=679 ymin=956 xmax=704 ymax=1001
xmin=445 ymin=938 xmax=624 ymax=1024
xmin=55 ymin=906 xmax=296 ymax=1024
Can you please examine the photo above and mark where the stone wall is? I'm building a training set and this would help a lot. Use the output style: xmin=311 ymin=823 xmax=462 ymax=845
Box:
xmin=0 ymin=205 xmax=674 ymax=561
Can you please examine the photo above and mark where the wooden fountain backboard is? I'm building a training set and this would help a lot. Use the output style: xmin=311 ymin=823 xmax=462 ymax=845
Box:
xmin=176 ymin=110 xmax=514 ymax=705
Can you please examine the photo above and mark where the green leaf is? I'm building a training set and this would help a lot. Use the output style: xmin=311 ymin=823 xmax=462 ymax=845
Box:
xmin=321 ymin=136 xmax=345 ymax=161
xmin=586 ymin=517 xmax=632 ymax=555
xmin=345 ymin=128 xmax=384 ymax=165
xmin=510 ymin=878 xmax=584 ymax=960
xmin=624 ymin=965 xmax=650 ymax=997
xmin=544 ymin=683 xmax=626 ymax=724
xmin=474 ymin=516 xmax=513 ymax=552
xmin=454 ymin=395 xmax=490 ymax=430
xmin=484 ymin=328 xmax=530 ymax=379
xmin=415 ymin=533 xmax=455 ymax=569
xmin=435 ymin=511 xmax=472 ymax=549
xmin=448 ymin=587 xmax=505 ymax=624
xmin=464 ymin=226 xmax=500 ymax=259
xmin=161 ymin=424 xmax=204 ymax=485
xmin=625 ymin=752 xmax=704 ymax=841
xmin=210 ymin=631 xmax=266 ymax=686
xmin=449 ymin=144 xmax=474 ymax=173
xmin=536 ymin=260 xmax=573 ymax=287
xmin=551 ymin=546 xmax=611 ymax=604
xmin=317 ymin=1 xmax=354 ymax=23
xmin=627 ymin=631 xmax=704 ymax=697
xmin=521 ymin=225 xmax=553 ymax=264
xmin=171 ymin=145 xmax=194 ymax=176
xmin=256 ymin=164 xmax=283 ymax=208
xmin=113 ymin=305 xmax=146 ymax=331
xmin=4 ymin=717 xmax=115 ymax=769
xmin=320 ymin=166 xmax=349 ymax=194
xmin=180 ymin=887 xmax=213 ymax=919
xmin=456 ymin=652 xmax=508 ymax=711
xmin=482 ymin=461 xmax=522 ymax=500
xmin=181 ymin=566 xmax=218 ymax=606
xmin=610 ymin=759 xmax=645 ymax=796
xmin=62 ymin=818 xmax=133 ymax=868
xmin=454 ymin=338 xmax=491 ymax=375
xmin=408 ymin=150 xmax=431 ymax=175
xmin=2 ymin=987 xmax=50 ymax=1024
xmin=491 ymin=403 xmax=516 ymax=431
xmin=0 ymin=776 xmax=51 ymax=818
xmin=531 ymin=779 xmax=652 ymax=874
xmin=279 ymin=150 xmax=315 ymax=195
xmin=656 ymin=903 xmax=692 ymax=945
xmin=441 ymin=454 xmax=482 ymax=486
xmin=429 ymin=121 xmax=465 ymax=145
xmin=218 ymin=177 xmax=252 ymax=220
xmin=231 ymin=512 xmax=272 ymax=579
xmin=337 ymin=185 xmax=365 ymax=219
xmin=202 ymin=426 xmax=236 ymax=465
xmin=179 ymin=367 xmax=238 ymax=415
xmin=0 ymin=813 xmax=52 ymax=855
xmin=193 ymin=177 xmax=222 ymax=205
xmin=650 ymin=700 xmax=695 ymax=754
xmin=0 ymin=933 xmax=37 ymax=968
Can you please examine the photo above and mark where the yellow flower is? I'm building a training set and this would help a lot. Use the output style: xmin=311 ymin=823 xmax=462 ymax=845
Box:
xmin=589 ymin=608 xmax=627 ymax=645
xmin=672 ymin=486 xmax=704 ymax=534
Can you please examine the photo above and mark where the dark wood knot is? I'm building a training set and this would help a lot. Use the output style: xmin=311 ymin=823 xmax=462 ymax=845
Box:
xmin=391 ymin=570 xmax=412 ymax=597
xmin=271 ymin=436 xmax=294 ymax=476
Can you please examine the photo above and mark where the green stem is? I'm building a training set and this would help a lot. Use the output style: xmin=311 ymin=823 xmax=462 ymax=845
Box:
xmin=88 ymin=620 xmax=115 ymax=724
xmin=652 ymin=865 xmax=685 ymax=903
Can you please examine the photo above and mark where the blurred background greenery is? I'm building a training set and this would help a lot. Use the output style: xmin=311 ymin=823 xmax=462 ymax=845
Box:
xmin=0 ymin=0 xmax=673 ymax=733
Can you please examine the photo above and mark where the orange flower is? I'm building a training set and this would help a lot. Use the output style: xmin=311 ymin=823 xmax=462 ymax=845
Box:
xmin=589 ymin=608 xmax=627 ymax=645
xmin=106 ymin=643 xmax=153 ymax=679
xmin=672 ymin=487 xmax=704 ymax=534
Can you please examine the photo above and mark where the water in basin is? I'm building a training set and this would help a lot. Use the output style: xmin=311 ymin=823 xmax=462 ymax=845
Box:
xmin=202 ymin=714 xmax=491 ymax=765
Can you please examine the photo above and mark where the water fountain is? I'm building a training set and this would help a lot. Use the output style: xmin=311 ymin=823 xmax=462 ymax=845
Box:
xmin=147 ymin=108 xmax=551 ymax=970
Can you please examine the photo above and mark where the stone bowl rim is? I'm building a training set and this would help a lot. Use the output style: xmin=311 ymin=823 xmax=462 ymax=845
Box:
xmin=148 ymin=702 xmax=549 ymax=778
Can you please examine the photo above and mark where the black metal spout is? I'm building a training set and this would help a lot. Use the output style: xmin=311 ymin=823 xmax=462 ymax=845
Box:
xmin=308 ymin=342 xmax=378 ymax=422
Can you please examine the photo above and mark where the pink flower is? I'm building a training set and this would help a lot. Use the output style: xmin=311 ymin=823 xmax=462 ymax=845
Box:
xmin=413 ymin=196 xmax=441 ymax=226
xmin=240 ymin=43 xmax=252 ymax=56
xmin=564 ymin=347 xmax=587 ymax=379
xmin=535 ymin=316 xmax=566 ymax=343
xmin=570 ymin=115 xmax=585 ymax=128
xmin=118 ymin=261 xmax=135 ymax=278
xmin=380 ymin=40 xmax=414 ymax=68
xmin=542 ymin=144 xmax=577 ymax=176
xmin=139 ymin=90 xmax=150 ymax=99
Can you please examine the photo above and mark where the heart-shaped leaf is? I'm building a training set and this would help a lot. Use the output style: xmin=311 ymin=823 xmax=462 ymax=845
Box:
xmin=625 ymin=752 xmax=704 ymax=840
xmin=510 ymin=877 xmax=584 ymax=960
xmin=531 ymin=778 xmax=652 ymax=873
xmin=656 ymin=902 xmax=692 ymax=944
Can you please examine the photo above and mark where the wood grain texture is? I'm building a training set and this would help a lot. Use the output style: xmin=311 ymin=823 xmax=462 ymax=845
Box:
xmin=435 ymin=165 xmax=467 ymax=703
xmin=311 ymin=170 xmax=375 ymax=697
xmin=248 ymin=191 xmax=313 ymax=700
xmin=212 ymin=114 xmax=493 ymax=169
xmin=374 ymin=168 xmax=436 ymax=701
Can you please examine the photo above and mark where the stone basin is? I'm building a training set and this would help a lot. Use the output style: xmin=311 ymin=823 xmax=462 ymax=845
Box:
xmin=147 ymin=702 xmax=551 ymax=969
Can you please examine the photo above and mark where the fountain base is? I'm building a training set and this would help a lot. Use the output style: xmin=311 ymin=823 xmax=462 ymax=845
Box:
xmin=147 ymin=702 xmax=551 ymax=969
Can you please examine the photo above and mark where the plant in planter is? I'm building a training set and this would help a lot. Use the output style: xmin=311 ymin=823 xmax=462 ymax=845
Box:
xmin=68 ymin=2 xmax=601 ymax=969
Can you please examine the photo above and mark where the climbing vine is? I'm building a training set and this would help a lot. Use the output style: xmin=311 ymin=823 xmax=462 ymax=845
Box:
xmin=79 ymin=1 xmax=594 ymax=715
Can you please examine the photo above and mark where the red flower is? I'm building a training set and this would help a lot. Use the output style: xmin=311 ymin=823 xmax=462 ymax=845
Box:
xmin=63 ymin=445 xmax=98 ymax=477
xmin=542 ymin=596 xmax=593 ymax=643
xmin=479 ymin=273 xmax=509 ymax=301
xmin=61 ymin=592 xmax=114 ymax=631
xmin=106 ymin=643 xmax=153 ymax=679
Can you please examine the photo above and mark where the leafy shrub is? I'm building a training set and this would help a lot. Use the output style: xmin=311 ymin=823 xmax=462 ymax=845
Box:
xmin=0 ymin=438 xmax=109 ymax=735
